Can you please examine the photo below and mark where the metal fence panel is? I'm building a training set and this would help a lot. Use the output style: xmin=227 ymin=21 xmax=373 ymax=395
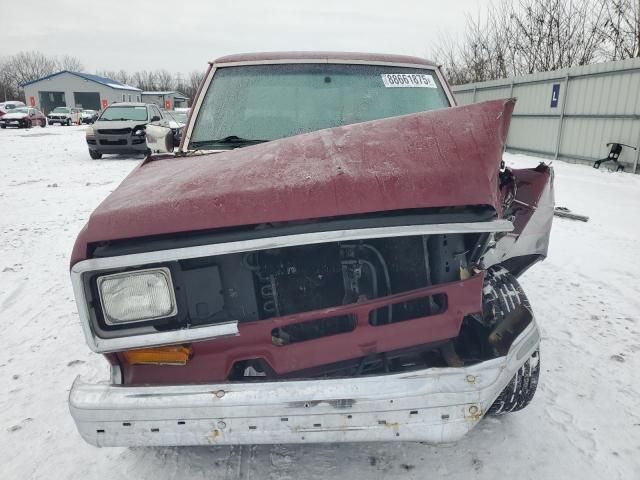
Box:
xmin=452 ymin=57 xmax=640 ymax=172
xmin=508 ymin=117 xmax=559 ymax=155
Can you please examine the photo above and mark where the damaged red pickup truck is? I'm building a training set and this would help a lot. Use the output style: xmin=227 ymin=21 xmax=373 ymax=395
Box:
xmin=69 ymin=52 xmax=553 ymax=447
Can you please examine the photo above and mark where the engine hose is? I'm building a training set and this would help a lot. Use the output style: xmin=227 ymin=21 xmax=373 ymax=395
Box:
xmin=358 ymin=259 xmax=378 ymax=324
xmin=359 ymin=244 xmax=392 ymax=323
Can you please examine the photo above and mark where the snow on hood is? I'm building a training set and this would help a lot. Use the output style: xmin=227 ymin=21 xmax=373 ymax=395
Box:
xmin=72 ymin=98 xmax=515 ymax=262
xmin=2 ymin=111 xmax=29 ymax=119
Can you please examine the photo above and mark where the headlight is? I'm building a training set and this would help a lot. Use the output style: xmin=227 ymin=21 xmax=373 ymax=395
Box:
xmin=97 ymin=267 xmax=177 ymax=325
xmin=133 ymin=128 xmax=146 ymax=136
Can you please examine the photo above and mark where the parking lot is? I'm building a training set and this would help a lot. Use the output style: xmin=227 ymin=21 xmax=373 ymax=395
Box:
xmin=1 ymin=125 xmax=639 ymax=479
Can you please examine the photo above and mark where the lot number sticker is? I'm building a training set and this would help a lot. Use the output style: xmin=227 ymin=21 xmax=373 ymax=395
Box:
xmin=381 ymin=73 xmax=437 ymax=88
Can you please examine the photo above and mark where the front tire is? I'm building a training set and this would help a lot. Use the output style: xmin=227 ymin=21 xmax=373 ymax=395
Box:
xmin=66 ymin=118 xmax=71 ymax=126
xmin=89 ymin=149 xmax=102 ymax=160
xmin=40 ymin=119 xmax=46 ymax=128
xmin=488 ymin=350 xmax=540 ymax=415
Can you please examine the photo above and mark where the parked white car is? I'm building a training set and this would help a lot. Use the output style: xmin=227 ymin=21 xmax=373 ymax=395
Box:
xmin=0 ymin=101 xmax=27 ymax=117
xmin=47 ymin=107 xmax=82 ymax=126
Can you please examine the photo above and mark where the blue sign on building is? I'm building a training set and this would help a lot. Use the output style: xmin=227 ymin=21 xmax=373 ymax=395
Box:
xmin=550 ymin=84 xmax=560 ymax=108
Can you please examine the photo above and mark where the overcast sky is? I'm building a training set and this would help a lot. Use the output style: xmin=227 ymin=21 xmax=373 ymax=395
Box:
xmin=2 ymin=0 xmax=483 ymax=74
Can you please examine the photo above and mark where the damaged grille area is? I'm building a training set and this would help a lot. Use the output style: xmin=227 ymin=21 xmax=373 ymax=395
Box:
xmin=92 ymin=233 xmax=470 ymax=330
xmin=80 ymin=230 xmax=498 ymax=384
xmin=98 ymin=128 xmax=132 ymax=135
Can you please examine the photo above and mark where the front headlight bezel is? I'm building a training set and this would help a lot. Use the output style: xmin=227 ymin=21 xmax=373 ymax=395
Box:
xmin=72 ymin=256 xmax=239 ymax=353
xmin=86 ymin=262 xmax=186 ymax=334
xmin=96 ymin=267 xmax=178 ymax=326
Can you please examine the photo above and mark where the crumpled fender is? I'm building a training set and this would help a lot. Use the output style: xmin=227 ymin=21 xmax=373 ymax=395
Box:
xmin=483 ymin=163 xmax=554 ymax=276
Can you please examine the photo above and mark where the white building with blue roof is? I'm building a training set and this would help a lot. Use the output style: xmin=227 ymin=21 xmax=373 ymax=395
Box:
xmin=21 ymin=71 xmax=142 ymax=114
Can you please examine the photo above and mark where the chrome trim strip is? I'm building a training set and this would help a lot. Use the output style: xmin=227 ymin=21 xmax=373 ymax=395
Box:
xmin=73 ymin=221 xmax=512 ymax=274
xmin=71 ymin=220 xmax=512 ymax=353
xmin=109 ymin=365 xmax=122 ymax=385
xmin=90 ymin=322 xmax=239 ymax=353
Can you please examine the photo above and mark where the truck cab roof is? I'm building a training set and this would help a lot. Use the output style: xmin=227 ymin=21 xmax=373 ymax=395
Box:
xmin=211 ymin=51 xmax=438 ymax=67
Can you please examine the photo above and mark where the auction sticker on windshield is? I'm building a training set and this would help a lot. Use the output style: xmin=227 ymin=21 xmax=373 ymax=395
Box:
xmin=381 ymin=73 xmax=437 ymax=88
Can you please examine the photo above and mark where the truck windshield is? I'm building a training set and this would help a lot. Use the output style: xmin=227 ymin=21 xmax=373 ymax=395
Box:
xmin=52 ymin=107 xmax=70 ymax=113
xmin=189 ymin=63 xmax=450 ymax=149
xmin=99 ymin=106 xmax=148 ymax=122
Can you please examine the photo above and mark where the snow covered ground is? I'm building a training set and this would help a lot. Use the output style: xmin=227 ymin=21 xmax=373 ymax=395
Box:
xmin=1 ymin=125 xmax=638 ymax=479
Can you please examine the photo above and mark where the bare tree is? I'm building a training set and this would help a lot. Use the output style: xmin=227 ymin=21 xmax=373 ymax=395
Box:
xmin=0 ymin=51 xmax=83 ymax=100
xmin=0 ymin=58 xmax=20 ymax=101
xmin=432 ymin=0 xmax=610 ymax=84
xmin=131 ymin=70 xmax=160 ymax=91
xmin=155 ymin=70 xmax=174 ymax=90
xmin=95 ymin=69 xmax=133 ymax=85
xmin=56 ymin=55 xmax=84 ymax=71
xmin=115 ymin=69 xmax=132 ymax=85
xmin=4 ymin=51 xmax=58 ymax=87
xmin=1 ymin=49 xmax=203 ymax=104
xmin=93 ymin=68 xmax=202 ymax=102
xmin=185 ymin=70 xmax=205 ymax=99
xmin=599 ymin=0 xmax=640 ymax=59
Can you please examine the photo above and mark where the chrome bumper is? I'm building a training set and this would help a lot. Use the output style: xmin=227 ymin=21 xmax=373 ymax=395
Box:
xmin=69 ymin=321 xmax=540 ymax=447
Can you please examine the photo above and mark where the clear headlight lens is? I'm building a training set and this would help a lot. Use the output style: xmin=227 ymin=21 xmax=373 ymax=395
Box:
xmin=97 ymin=268 xmax=177 ymax=325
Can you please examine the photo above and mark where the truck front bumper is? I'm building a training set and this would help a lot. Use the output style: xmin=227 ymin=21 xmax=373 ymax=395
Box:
xmin=87 ymin=135 xmax=147 ymax=154
xmin=69 ymin=321 xmax=540 ymax=447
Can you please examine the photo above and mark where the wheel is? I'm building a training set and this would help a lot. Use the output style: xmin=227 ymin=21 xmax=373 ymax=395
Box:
xmin=1 ymin=125 xmax=5 ymax=129
xmin=66 ymin=118 xmax=71 ymax=126
xmin=488 ymin=350 xmax=540 ymax=415
xmin=481 ymin=266 xmax=531 ymax=330
xmin=478 ymin=266 xmax=540 ymax=414
xmin=40 ymin=119 xmax=46 ymax=128
xmin=89 ymin=149 xmax=103 ymax=160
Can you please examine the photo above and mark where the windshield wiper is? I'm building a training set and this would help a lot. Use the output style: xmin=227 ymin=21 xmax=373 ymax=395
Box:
xmin=191 ymin=136 xmax=269 ymax=149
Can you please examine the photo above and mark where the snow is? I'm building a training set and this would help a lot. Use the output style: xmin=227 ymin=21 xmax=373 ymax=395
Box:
xmin=107 ymin=83 xmax=141 ymax=92
xmin=1 ymin=126 xmax=639 ymax=479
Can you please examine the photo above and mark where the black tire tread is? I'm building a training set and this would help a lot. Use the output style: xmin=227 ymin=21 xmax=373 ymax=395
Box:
xmin=482 ymin=266 xmax=530 ymax=328
xmin=483 ymin=266 xmax=540 ymax=415
xmin=488 ymin=350 xmax=540 ymax=415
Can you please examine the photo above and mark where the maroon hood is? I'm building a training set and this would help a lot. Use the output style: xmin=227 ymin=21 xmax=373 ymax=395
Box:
xmin=71 ymin=99 xmax=515 ymax=264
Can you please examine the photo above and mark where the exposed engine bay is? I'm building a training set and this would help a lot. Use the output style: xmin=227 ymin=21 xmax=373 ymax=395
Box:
xmin=85 ymin=228 xmax=534 ymax=384
xmin=180 ymin=234 xmax=464 ymax=327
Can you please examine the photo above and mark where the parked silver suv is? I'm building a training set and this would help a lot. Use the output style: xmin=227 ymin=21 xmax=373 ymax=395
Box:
xmin=86 ymin=103 xmax=168 ymax=159
xmin=48 ymin=107 xmax=82 ymax=125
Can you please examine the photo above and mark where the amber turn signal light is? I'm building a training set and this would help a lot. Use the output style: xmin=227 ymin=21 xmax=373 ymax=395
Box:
xmin=123 ymin=345 xmax=192 ymax=366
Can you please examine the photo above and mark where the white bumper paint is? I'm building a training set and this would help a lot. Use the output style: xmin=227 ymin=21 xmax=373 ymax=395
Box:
xmin=69 ymin=321 xmax=540 ymax=447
